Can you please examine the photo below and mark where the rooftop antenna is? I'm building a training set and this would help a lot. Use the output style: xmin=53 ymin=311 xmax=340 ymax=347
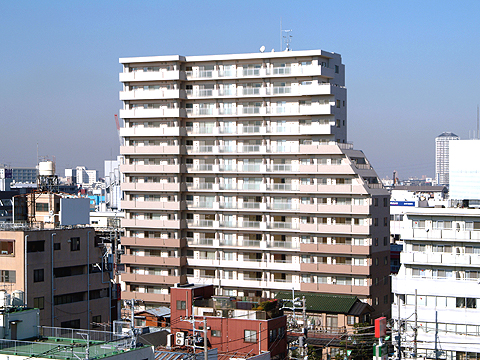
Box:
xmin=280 ymin=19 xmax=293 ymax=51
xmin=477 ymin=104 xmax=479 ymax=139
xmin=283 ymin=29 xmax=292 ymax=51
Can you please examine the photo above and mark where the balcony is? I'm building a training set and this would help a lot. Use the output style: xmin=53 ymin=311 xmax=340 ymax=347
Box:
xmin=121 ymin=200 xmax=181 ymax=211
xmin=404 ymin=228 xmax=480 ymax=241
xmin=119 ymin=108 xmax=185 ymax=119
xmin=119 ymin=89 xmax=184 ymax=101
xmin=268 ymin=222 xmax=299 ymax=230
xmin=300 ymin=263 xmax=369 ymax=275
xmin=120 ymin=145 xmax=180 ymax=155
xmin=186 ymin=238 xmax=214 ymax=246
xmin=121 ymin=182 xmax=181 ymax=192
xmin=121 ymin=273 xmax=185 ymax=285
xmin=121 ymin=254 xmax=186 ymax=267
xmin=119 ymin=164 xmax=181 ymax=174
xmin=267 ymin=202 xmax=298 ymax=210
xmin=119 ymin=70 xmax=183 ymax=82
xmin=186 ymin=220 xmax=216 ymax=228
xmin=119 ymin=127 xmax=182 ymax=137
xmin=121 ymin=290 xmax=170 ymax=304
xmin=267 ymin=241 xmax=299 ymax=250
xmin=401 ymin=251 xmax=480 ymax=266
xmin=121 ymin=236 xmax=186 ymax=248
xmin=300 ymin=282 xmax=369 ymax=296
xmin=219 ymin=239 xmax=262 ymax=248
xmin=300 ymin=243 xmax=370 ymax=255
xmin=121 ymin=218 xmax=182 ymax=229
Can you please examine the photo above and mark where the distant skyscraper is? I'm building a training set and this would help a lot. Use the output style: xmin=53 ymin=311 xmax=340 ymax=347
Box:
xmin=435 ymin=132 xmax=459 ymax=185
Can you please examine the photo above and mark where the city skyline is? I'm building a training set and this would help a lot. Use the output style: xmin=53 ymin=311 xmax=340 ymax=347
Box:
xmin=2 ymin=1 xmax=480 ymax=178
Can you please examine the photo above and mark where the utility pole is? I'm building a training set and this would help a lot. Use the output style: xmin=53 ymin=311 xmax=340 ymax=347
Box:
xmin=414 ymin=289 xmax=418 ymax=360
xmin=203 ymin=317 xmax=208 ymax=360
xmin=397 ymin=294 xmax=402 ymax=360
xmin=302 ymin=296 xmax=307 ymax=360
xmin=434 ymin=310 xmax=438 ymax=360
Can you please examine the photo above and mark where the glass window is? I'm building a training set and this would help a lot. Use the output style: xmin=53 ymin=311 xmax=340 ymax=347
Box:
xmin=244 ymin=330 xmax=257 ymax=342
xmin=176 ymin=300 xmax=186 ymax=310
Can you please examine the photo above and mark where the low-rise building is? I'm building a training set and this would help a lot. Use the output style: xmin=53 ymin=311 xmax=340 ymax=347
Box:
xmin=0 ymin=225 xmax=112 ymax=330
xmin=170 ymin=284 xmax=287 ymax=360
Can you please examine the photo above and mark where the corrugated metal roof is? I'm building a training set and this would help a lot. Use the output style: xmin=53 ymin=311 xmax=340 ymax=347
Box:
xmin=137 ymin=306 xmax=171 ymax=318
xmin=155 ymin=351 xmax=195 ymax=360
xmin=275 ymin=292 xmax=358 ymax=314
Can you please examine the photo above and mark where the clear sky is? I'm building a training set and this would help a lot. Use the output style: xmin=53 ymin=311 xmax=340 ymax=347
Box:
xmin=1 ymin=0 xmax=479 ymax=179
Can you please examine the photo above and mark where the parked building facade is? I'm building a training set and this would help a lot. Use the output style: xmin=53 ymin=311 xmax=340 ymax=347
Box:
xmin=118 ymin=50 xmax=391 ymax=317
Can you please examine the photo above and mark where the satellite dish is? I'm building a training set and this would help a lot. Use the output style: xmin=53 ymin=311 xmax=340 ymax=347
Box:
xmin=271 ymin=49 xmax=275 ymax=52
xmin=260 ymin=46 xmax=265 ymax=53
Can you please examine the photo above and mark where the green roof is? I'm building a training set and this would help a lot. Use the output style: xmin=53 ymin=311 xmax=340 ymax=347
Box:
xmin=275 ymin=292 xmax=358 ymax=314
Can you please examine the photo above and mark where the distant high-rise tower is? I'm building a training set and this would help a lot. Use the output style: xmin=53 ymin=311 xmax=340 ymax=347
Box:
xmin=435 ymin=132 xmax=459 ymax=186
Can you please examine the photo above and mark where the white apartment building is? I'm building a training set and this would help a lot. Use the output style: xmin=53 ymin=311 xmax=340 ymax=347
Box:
xmin=435 ymin=132 xmax=459 ymax=186
xmin=74 ymin=166 xmax=97 ymax=186
xmin=392 ymin=208 xmax=480 ymax=359
xmin=118 ymin=50 xmax=391 ymax=317
xmin=449 ymin=139 xmax=480 ymax=201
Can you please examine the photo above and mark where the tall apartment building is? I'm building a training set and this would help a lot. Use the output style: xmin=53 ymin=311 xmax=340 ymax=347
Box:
xmin=118 ymin=50 xmax=391 ymax=317
xmin=435 ymin=132 xmax=459 ymax=186
xmin=392 ymin=208 xmax=480 ymax=358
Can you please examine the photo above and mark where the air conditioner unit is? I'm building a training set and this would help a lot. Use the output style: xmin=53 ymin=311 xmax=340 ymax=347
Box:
xmin=175 ymin=332 xmax=185 ymax=346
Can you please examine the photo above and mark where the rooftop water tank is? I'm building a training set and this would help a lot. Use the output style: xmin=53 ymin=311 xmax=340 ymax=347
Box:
xmin=38 ymin=161 xmax=54 ymax=176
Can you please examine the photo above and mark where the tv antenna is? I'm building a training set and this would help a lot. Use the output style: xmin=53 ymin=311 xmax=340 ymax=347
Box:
xmin=280 ymin=19 xmax=292 ymax=51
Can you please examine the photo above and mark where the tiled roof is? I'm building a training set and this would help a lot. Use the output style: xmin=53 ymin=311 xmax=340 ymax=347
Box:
xmin=275 ymin=292 xmax=358 ymax=314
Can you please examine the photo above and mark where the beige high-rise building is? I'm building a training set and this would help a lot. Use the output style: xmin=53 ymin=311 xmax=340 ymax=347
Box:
xmin=119 ymin=50 xmax=391 ymax=317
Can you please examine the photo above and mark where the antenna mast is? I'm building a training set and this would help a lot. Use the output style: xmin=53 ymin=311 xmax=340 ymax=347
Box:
xmin=282 ymin=29 xmax=292 ymax=51
xmin=477 ymin=104 xmax=479 ymax=139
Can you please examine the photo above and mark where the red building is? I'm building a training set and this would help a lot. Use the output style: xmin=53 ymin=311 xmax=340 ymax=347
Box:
xmin=170 ymin=284 xmax=287 ymax=359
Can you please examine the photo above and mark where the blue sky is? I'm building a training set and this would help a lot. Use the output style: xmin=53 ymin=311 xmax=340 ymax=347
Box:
xmin=1 ymin=0 xmax=479 ymax=178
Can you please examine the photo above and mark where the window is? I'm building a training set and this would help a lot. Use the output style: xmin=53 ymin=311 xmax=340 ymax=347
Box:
xmin=70 ymin=237 xmax=80 ymax=251
xmin=54 ymin=243 xmax=61 ymax=250
xmin=27 ymin=241 xmax=45 ymax=253
xmin=374 ymin=198 xmax=378 ymax=207
xmin=54 ymin=292 xmax=84 ymax=305
xmin=335 ymin=65 xmax=339 ymax=73
xmin=92 ymin=315 xmax=102 ymax=324
xmin=375 ymin=258 xmax=379 ymax=266
xmin=211 ymin=330 xmax=221 ymax=337
xmin=374 ymin=218 xmax=378 ymax=226
xmin=374 ymin=238 xmax=379 ymax=246
xmin=384 ymin=256 xmax=388 ymax=265
xmin=0 ymin=240 xmax=14 ymax=255
xmin=35 ymin=203 xmax=49 ymax=212
xmin=0 ymin=270 xmax=15 ymax=283
xmin=336 ymin=100 xmax=341 ymax=108
xmin=384 ymin=217 xmax=388 ymax=226
xmin=177 ymin=300 xmax=186 ymax=310
xmin=34 ymin=269 xmax=44 ymax=283
xmin=244 ymin=329 xmax=257 ymax=343
xmin=384 ymin=295 xmax=389 ymax=304
xmin=33 ymin=297 xmax=44 ymax=310
xmin=347 ymin=316 xmax=355 ymax=325
xmin=384 ymin=237 xmax=388 ymax=246
xmin=413 ymin=220 xmax=425 ymax=228
xmin=61 ymin=319 xmax=80 ymax=329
